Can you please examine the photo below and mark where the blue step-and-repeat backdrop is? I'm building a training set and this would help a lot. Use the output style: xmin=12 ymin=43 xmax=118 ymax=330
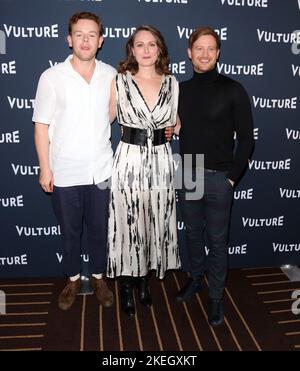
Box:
xmin=0 ymin=0 xmax=299 ymax=278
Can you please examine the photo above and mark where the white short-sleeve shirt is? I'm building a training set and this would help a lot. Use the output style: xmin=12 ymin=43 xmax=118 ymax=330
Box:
xmin=32 ymin=55 xmax=116 ymax=187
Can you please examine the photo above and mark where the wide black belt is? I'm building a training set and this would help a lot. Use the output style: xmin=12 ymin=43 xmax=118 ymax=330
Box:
xmin=121 ymin=125 xmax=168 ymax=146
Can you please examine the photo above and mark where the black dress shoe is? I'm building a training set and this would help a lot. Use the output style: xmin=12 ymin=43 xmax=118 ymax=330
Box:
xmin=136 ymin=276 xmax=152 ymax=307
xmin=176 ymin=277 xmax=202 ymax=302
xmin=208 ymin=298 xmax=224 ymax=327
xmin=120 ymin=278 xmax=135 ymax=317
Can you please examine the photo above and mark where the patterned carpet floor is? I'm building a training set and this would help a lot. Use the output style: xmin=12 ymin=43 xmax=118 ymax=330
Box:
xmin=0 ymin=267 xmax=300 ymax=351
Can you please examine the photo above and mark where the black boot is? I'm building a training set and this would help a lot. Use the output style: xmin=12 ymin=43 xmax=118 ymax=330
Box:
xmin=120 ymin=277 xmax=135 ymax=317
xmin=208 ymin=298 xmax=224 ymax=327
xmin=176 ymin=276 xmax=202 ymax=302
xmin=136 ymin=276 xmax=152 ymax=307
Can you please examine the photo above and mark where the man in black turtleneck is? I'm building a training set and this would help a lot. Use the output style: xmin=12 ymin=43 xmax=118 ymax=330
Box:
xmin=176 ymin=27 xmax=254 ymax=327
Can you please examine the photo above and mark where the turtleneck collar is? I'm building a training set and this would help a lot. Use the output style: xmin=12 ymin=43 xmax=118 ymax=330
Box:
xmin=192 ymin=67 xmax=218 ymax=84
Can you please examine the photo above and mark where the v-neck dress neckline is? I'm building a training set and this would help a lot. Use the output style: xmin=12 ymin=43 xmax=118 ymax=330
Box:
xmin=128 ymin=72 xmax=165 ymax=113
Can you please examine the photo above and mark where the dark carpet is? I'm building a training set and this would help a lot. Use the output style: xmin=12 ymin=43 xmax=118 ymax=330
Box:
xmin=1 ymin=267 xmax=300 ymax=351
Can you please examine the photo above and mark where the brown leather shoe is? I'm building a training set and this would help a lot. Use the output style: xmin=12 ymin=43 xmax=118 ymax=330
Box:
xmin=58 ymin=278 xmax=81 ymax=311
xmin=91 ymin=277 xmax=114 ymax=307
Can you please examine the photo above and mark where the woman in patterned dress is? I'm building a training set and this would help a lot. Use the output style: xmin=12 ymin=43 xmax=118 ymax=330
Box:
xmin=107 ymin=26 xmax=181 ymax=317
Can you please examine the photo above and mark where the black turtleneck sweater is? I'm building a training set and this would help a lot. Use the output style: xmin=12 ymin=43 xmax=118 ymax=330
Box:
xmin=178 ymin=68 xmax=254 ymax=182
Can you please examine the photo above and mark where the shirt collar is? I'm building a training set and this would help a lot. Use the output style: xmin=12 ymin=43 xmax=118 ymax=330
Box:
xmin=64 ymin=55 xmax=100 ymax=82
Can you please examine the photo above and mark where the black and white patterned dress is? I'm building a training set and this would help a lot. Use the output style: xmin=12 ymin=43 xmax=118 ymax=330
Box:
xmin=107 ymin=71 xmax=181 ymax=279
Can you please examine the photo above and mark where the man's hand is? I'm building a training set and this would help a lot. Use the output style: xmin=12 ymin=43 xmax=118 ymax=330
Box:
xmin=165 ymin=126 xmax=174 ymax=141
xmin=39 ymin=168 xmax=54 ymax=193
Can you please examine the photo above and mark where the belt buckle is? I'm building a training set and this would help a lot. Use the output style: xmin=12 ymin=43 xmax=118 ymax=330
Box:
xmin=147 ymin=128 xmax=153 ymax=141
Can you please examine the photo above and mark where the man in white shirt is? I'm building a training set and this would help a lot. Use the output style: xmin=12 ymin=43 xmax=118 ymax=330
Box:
xmin=33 ymin=12 xmax=116 ymax=311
